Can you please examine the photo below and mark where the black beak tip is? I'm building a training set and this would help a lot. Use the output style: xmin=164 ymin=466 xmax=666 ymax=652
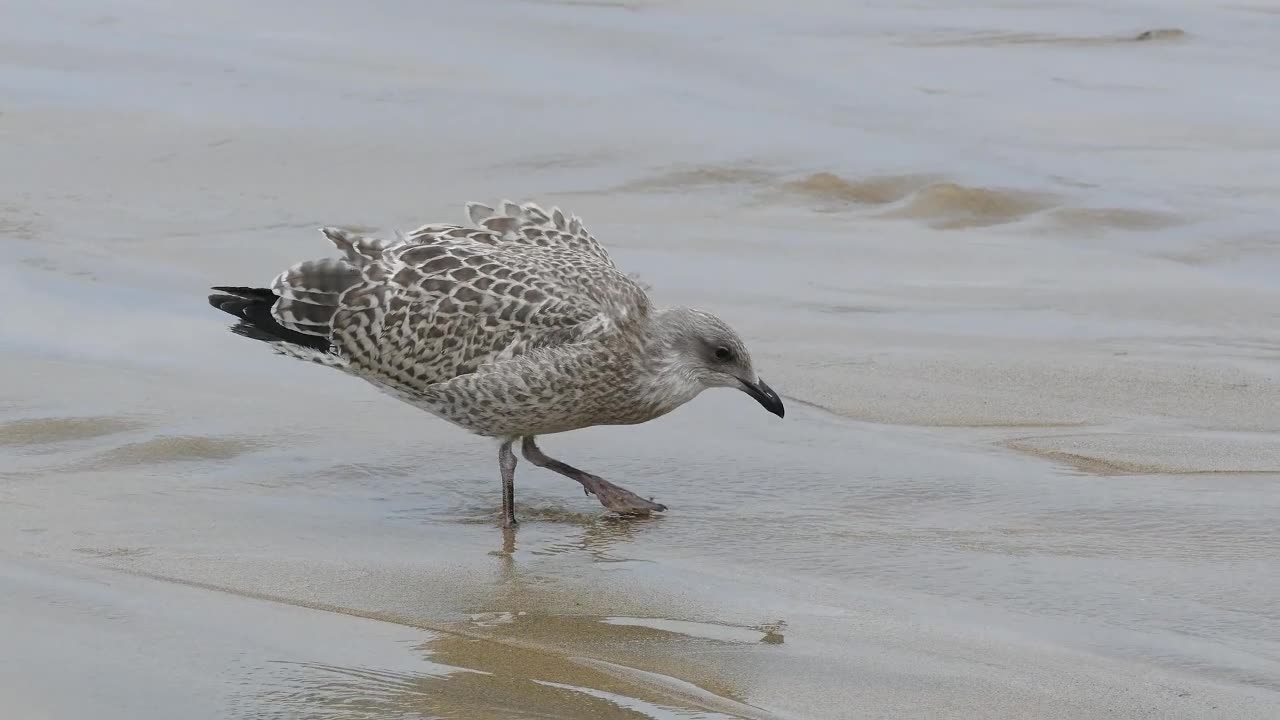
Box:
xmin=742 ymin=378 xmax=785 ymax=419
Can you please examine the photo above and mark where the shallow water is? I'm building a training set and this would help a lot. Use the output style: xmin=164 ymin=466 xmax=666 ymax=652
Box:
xmin=3 ymin=1 xmax=1279 ymax=718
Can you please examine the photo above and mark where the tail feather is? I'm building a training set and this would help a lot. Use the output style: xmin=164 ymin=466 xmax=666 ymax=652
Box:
xmin=208 ymin=287 xmax=331 ymax=352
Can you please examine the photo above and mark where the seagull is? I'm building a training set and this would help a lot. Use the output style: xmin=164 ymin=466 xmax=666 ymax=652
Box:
xmin=208 ymin=200 xmax=784 ymax=527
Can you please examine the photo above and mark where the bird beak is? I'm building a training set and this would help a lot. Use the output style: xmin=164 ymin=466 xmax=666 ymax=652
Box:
xmin=739 ymin=377 xmax=785 ymax=418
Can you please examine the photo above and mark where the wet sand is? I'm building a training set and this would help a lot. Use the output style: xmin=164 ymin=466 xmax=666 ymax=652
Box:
xmin=3 ymin=0 xmax=1279 ymax=718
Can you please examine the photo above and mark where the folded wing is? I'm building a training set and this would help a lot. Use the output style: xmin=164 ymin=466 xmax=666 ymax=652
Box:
xmin=266 ymin=200 xmax=650 ymax=391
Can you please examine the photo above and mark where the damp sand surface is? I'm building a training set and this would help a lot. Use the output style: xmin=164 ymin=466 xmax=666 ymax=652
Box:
xmin=2 ymin=1 xmax=1280 ymax=718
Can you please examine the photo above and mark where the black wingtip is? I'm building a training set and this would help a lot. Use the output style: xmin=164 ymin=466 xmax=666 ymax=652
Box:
xmin=208 ymin=293 xmax=250 ymax=315
xmin=211 ymin=286 xmax=277 ymax=299
xmin=208 ymin=286 xmax=330 ymax=353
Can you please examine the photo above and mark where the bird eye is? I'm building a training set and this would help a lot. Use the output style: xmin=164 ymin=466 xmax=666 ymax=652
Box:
xmin=714 ymin=346 xmax=732 ymax=362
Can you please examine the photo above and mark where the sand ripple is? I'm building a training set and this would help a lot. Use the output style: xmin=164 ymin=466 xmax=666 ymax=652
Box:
xmin=1005 ymin=432 xmax=1280 ymax=475
xmin=92 ymin=435 xmax=264 ymax=467
xmin=613 ymin=165 xmax=1180 ymax=234
xmin=0 ymin=416 xmax=144 ymax=446
xmin=1047 ymin=206 xmax=1182 ymax=231
xmin=614 ymin=165 xmax=776 ymax=193
xmin=879 ymin=182 xmax=1054 ymax=229
xmin=906 ymin=28 xmax=1188 ymax=48
xmin=782 ymin=171 xmax=938 ymax=206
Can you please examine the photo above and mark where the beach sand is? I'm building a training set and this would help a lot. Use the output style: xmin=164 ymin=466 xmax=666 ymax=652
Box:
xmin=2 ymin=1 xmax=1278 ymax=717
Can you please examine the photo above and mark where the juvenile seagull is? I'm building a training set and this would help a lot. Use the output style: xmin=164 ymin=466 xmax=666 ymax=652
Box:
xmin=208 ymin=200 xmax=784 ymax=526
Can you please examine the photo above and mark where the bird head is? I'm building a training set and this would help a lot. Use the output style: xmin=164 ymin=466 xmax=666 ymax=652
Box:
xmin=655 ymin=307 xmax=785 ymax=419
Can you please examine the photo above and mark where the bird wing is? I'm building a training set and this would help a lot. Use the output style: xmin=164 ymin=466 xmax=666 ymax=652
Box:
xmin=267 ymin=200 xmax=651 ymax=390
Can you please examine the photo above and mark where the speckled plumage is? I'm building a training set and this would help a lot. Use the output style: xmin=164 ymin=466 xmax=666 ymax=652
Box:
xmin=209 ymin=200 xmax=784 ymax=525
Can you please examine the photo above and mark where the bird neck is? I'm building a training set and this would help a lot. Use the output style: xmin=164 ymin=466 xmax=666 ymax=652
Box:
xmin=629 ymin=307 xmax=706 ymax=416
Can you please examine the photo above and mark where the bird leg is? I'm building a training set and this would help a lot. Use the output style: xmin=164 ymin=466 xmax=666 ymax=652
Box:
xmin=499 ymin=440 xmax=518 ymax=528
xmin=521 ymin=437 xmax=667 ymax=515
